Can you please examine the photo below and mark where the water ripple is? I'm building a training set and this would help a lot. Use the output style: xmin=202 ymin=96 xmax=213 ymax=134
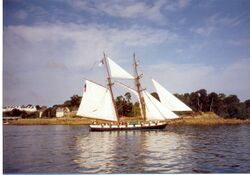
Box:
xmin=4 ymin=124 xmax=250 ymax=173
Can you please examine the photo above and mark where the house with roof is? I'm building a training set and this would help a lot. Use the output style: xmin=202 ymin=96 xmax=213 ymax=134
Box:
xmin=56 ymin=107 xmax=70 ymax=118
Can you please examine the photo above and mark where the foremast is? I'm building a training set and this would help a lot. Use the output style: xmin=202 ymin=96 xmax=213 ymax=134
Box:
xmin=133 ymin=53 xmax=146 ymax=121
xmin=103 ymin=52 xmax=120 ymax=123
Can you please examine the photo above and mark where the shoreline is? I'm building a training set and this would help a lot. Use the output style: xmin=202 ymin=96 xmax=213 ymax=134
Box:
xmin=4 ymin=118 xmax=92 ymax=125
xmin=4 ymin=112 xmax=250 ymax=126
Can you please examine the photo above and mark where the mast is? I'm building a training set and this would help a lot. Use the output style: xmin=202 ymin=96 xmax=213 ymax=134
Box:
xmin=103 ymin=52 xmax=120 ymax=122
xmin=133 ymin=53 xmax=146 ymax=121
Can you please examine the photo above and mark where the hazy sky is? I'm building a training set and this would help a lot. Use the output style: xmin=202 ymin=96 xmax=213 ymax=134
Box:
xmin=3 ymin=0 xmax=250 ymax=106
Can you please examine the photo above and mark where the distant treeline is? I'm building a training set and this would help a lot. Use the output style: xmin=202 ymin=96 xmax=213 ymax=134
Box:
xmin=61 ymin=89 xmax=250 ymax=119
xmin=4 ymin=89 xmax=250 ymax=119
xmin=173 ymin=89 xmax=250 ymax=119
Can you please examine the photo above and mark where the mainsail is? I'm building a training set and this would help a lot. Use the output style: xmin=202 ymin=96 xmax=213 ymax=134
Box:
xmin=106 ymin=57 xmax=134 ymax=79
xmin=142 ymin=90 xmax=179 ymax=121
xmin=77 ymin=80 xmax=118 ymax=121
xmin=152 ymin=79 xmax=192 ymax=111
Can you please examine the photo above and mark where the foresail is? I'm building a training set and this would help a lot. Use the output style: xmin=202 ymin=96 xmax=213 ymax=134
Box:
xmin=107 ymin=57 xmax=134 ymax=79
xmin=77 ymin=80 xmax=118 ymax=121
xmin=152 ymin=79 xmax=192 ymax=111
xmin=142 ymin=90 xmax=179 ymax=121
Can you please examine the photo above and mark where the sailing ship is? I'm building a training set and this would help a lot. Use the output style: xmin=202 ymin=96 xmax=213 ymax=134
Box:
xmin=77 ymin=53 xmax=192 ymax=131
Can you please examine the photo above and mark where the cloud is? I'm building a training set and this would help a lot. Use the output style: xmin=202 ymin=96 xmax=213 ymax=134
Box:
xmin=70 ymin=0 xmax=191 ymax=23
xmin=216 ymin=59 xmax=250 ymax=93
xmin=4 ymin=23 xmax=175 ymax=66
xmin=98 ymin=1 xmax=148 ymax=18
xmin=178 ymin=0 xmax=191 ymax=8
xmin=165 ymin=0 xmax=190 ymax=11
xmin=192 ymin=26 xmax=215 ymax=36
xmin=209 ymin=13 xmax=245 ymax=27
xmin=8 ymin=0 xmax=191 ymax=26
xmin=142 ymin=59 xmax=250 ymax=101
xmin=4 ymin=22 xmax=250 ymax=106
xmin=3 ymin=0 xmax=250 ymax=106
xmin=228 ymin=38 xmax=250 ymax=46
xmin=192 ymin=12 xmax=245 ymax=37
xmin=13 ymin=10 xmax=28 ymax=20
xmin=70 ymin=0 xmax=168 ymax=23
xmin=3 ymin=23 xmax=176 ymax=106
xmin=46 ymin=61 xmax=68 ymax=70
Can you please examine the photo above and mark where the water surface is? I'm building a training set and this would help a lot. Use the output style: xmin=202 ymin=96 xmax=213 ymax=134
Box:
xmin=3 ymin=124 xmax=250 ymax=173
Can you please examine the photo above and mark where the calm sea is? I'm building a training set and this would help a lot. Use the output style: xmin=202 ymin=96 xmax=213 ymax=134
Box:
xmin=3 ymin=124 xmax=250 ymax=173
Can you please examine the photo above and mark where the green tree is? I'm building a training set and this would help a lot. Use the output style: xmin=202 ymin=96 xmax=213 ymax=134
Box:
xmin=116 ymin=95 xmax=125 ymax=116
xmin=190 ymin=92 xmax=199 ymax=111
xmin=124 ymin=92 xmax=133 ymax=116
xmin=124 ymin=92 xmax=131 ymax=103
xmin=35 ymin=105 xmax=41 ymax=110
xmin=70 ymin=95 xmax=82 ymax=107
xmin=223 ymin=95 xmax=240 ymax=118
xmin=243 ymin=100 xmax=250 ymax=119
xmin=115 ymin=93 xmax=134 ymax=117
xmin=244 ymin=99 xmax=250 ymax=108
xmin=11 ymin=109 xmax=22 ymax=116
xmin=207 ymin=92 xmax=217 ymax=112
xmin=133 ymin=102 xmax=141 ymax=117
xmin=42 ymin=107 xmax=56 ymax=118
xmin=196 ymin=89 xmax=208 ymax=111
xmin=21 ymin=111 xmax=39 ymax=118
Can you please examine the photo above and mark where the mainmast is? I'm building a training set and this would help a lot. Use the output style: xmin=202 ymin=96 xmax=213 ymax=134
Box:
xmin=133 ymin=53 xmax=146 ymax=121
xmin=103 ymin=52 xmax=120 ymax=122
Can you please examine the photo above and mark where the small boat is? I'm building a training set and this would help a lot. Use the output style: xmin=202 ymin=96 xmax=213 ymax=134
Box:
xmin=77 ymin=53 xmax=192 ymax=131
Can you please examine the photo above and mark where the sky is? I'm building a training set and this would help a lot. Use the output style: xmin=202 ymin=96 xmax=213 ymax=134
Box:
xmin=3 ymin=0 xmax=250 ymax=107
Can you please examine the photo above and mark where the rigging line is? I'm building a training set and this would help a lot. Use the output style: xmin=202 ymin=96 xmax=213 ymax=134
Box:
xmin=114 ymin=81 xmax=138 ymax=97
xmin=114 ymin=81 xmax=136 ymax=91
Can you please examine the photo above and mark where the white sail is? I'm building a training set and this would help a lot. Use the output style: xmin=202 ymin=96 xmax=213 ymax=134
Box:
xmin=107 ymin=57 xmax=134 ymax=79
xmin=77 ymin=80 xmax=118 ymax=121
xmin=152 ymin=79 xmax=192 ymax=111
xmin=142 ymin=90 xmax=179 ymax=121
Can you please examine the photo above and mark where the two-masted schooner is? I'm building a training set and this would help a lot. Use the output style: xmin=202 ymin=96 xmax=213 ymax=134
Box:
xmin=77 ymin=53 xmax=192 ymax=131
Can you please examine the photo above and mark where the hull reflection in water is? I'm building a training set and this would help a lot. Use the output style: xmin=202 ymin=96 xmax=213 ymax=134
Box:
xmin=74 ymin=129 xmax=191 ymax=173
xmin=75 ymin=131 xmax=145 ymax=173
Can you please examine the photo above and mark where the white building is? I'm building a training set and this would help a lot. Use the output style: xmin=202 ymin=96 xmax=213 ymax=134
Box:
xmin=56 ymin=107 xmax=70 ymax=118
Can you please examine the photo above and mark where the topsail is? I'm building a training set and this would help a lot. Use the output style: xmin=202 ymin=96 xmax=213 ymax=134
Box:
xmin=106 ymin=57 xmax=134 ymax=79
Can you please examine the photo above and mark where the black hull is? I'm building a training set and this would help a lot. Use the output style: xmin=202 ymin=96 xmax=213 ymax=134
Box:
xmin=90 ymin=123 xmax=167 ymax=131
